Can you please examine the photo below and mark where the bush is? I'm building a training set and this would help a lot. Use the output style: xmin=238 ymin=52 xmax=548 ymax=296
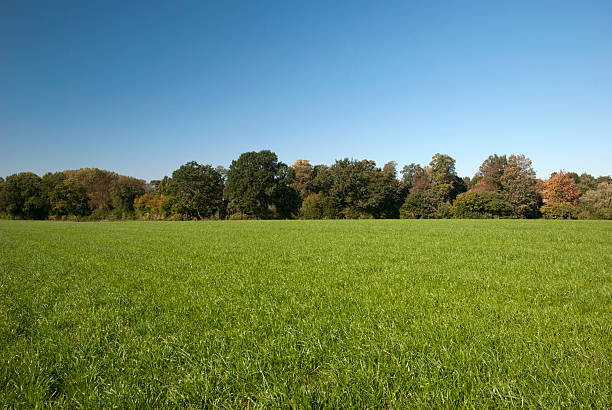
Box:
xmin=541 ymin=203 xmax=578 ymax=219
xmin=300 ymin=193 xmax=343 ymax=219
xmin=451 ymin=191 xmax=513 ymax=219
xmin=436 ymin=204 xmax=452 ymax=219
xmin=578 ymin=182 xmax=612 ymax=219
xmin=300 ymin=193 xmax=325 ymax=219
xmin=400 ymin=193 xmax=436 ymax=219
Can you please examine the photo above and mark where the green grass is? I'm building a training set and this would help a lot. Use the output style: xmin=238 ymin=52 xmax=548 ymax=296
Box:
xmin=0 ymin=220 xmax=611 ymax=408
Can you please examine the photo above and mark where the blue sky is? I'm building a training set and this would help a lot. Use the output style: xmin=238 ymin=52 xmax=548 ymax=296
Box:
xmin=1 ymin=0 xmax=611 ymax=181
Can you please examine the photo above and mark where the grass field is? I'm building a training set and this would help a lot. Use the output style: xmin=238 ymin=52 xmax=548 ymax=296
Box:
xmin=0 ymin=220 xmax=611 ymax=407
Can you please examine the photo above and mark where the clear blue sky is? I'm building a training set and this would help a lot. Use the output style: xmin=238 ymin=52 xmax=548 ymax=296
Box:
xmin=1 ymin=0 xmax=611 ymax=181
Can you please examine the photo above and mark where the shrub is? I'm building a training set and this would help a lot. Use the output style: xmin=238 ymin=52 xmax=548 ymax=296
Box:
xmin=300 ymin=193 xmax=325 ymax=219
xmin=400 ymin=193 xmax=436 ymax=219
xmin=451 ymin=191 xmax=513 ymax=219
xmin=578 ymin=182 xmax=612 ymax=219
xmin=541 ymin=203 xmax=578 ymax=219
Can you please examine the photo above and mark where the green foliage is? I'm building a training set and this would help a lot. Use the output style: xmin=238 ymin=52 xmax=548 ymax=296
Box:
xmin=166 ymin=161 xmax=224 ymax=219
xmin=578 ymin=182 xmax=612 ymax=219
xmin=225 ymin=150 xmax=299 ymax=219
xmin=399 ymin=192 xmax=436 ymax=219
xmin=2 ymin=153 xmax=611 ymax=221
xmin=541 ymin=203 xmax=578 ymax=219
xmin=110 ymin=175 xmax=146 ymax=214
xmin=48 ymin=178 xmax=89 ymax=217
xmin=500 ymin=154 xmax=541 ymax=218
xmin=451 ymin=191 xmax=513 ymax=219
xmin=313 ymin=158 xmax=403 ymax=219
xmin=1 ymin=220 xmax=610 ymax=407
xmin=300 ymin=193 xmax=324 ymax=219
xmin=134 ymin=192 xmax=169 ymax=220
xmin=567 ymin=172 xmax=611 ymax=196
xmin=400 ymin=163 xmax=428 ymax=192
xmin=0 ymin=172 xmax=47 ymax=219
xmin=428 ymin=153 xmax=466 ymax=204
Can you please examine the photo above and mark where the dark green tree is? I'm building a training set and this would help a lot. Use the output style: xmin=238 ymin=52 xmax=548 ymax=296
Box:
xmin=451 ymin=191 xmax=512 ymax=218
xmin=225 ymin=151 xmax=299 ymax=218
xmin=0 ymin=172 xmax=47 ymax=219
xmin=110 ymin=175 xmax=147 ymax=214
xmin=472 ymin=154 xmax=507 ymax=192
xmin=366 ymin=161 xmax=403 ymax=218
xmin=48 ymin=178 xmax=89 ymax=217
xmin=167 ymin=161 xmax=224 ymax=219
xmin=428 ymin=153 xmax=466 ymax=204
xmin=399 ymin=192 xmax=436 ymax=219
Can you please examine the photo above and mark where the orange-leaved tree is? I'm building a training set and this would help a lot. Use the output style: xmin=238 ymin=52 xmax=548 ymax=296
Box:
xmin=542 ymin=170 xmax=581 ymax=205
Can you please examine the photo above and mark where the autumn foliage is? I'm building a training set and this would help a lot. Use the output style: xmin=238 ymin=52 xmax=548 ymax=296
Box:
xmin=542 ymin=171 xmax=581 ymax=205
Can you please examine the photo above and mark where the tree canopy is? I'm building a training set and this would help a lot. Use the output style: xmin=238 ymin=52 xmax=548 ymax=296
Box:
xmin=1 ymin=150 xmax=610 ymax=220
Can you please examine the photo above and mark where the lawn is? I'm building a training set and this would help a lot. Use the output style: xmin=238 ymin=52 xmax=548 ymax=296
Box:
xmin=0 ymin=220 xmax=611 ymax=407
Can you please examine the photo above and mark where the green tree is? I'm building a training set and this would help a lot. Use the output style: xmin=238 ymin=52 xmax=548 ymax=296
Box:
xmin=0 ymin=172 xmax=47 ymax=219
xmin=64 ymin=168 xmax=116 ymax=213
xmin=325 ymin=158 xmax=398 ymax=218
xmin=366 ymin=161 xmax=403 ymax=218
xmin=428 ymin=153 xmax=466 ymax=204
xmin=500 ymin=154 xmax=541 ymax=218
xmin=134 ymin=191 xmax=170 ymax=220
xmin=399 ymin=192 xmax=436 ymax=219
xmin=451 ymin=191 xmax=512 ymax=218
xmin=272 ymin=163 xmax=302 ymax=218
xmin=225 ymin=150 xmax=299 ymax=219
xmin=541 ymin=203 xmax=578 ymax=219
xmin=300 ymin=193 xmax=325 ymax=219
xmin=48 ymin=178 xmax=89 ymax=217
xmin=472 ymin=154 xmax=507 ymax=192
xmin=401 ymin=163 xmax=429 ymax=193
xmin=167 ymin=161 xmax=224 ymax=219
xmin=110 ymin=175 xmax=147 ymax=215
xmin=578 ymin=182 xmax=612 ymax=219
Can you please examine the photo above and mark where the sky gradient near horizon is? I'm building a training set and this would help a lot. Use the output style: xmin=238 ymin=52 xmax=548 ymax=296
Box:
xmin=1 ymin=0 xmax=611 ymax=181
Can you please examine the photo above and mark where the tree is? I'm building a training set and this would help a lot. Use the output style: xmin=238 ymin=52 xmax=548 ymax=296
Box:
xmin=472 ymin=154 xmax=507 ymax=192
xmin=310 ymin=165 xmax=334 ymax=195
xmin=48 ymin=178 xmax=89 ymax=217
xmin=300 ymin=193 xmax=325 ymax=219
xmin=428 ymin=153 xmax=466 ymax=204
xmin=323 ymin=158 xmax=402 ymax=218
xmin=500 ymin=154 xmax=541 ymax=218
xmin=401 ymin=163 xmax=429 ymax=193
xmin=542 ymin=171 xmax=581 ymax=205
xmin=451 ymin=191 xmax=512 ymax=218
xmin=134 ymin=191 xmax=170 ymax=220
xmin=399 ymin=192 xmax=436 ymax=219
xmin=578 ymin=182 xmax=612 ymax=219
xmin=167 ymin=161 xmax=224 ymax=219
xmin=367 ymin=161 xmax=403 ymax=218
xmin=290 ymin=160 xmax=315 ymax=199
xmin=225 ymin=150 xmax=299 ymax=218
xmin=271 ymin=163 xmax=302 ymax=219
xmin=0 ymin=172 xmax=47 ymax=219
xmin=63 ymin=168 xmax=116 ymax=213
xmin=110 ymin=175 xmax=147 ymax=214
xmin=541 ymin=203 xmax=578 ymax=219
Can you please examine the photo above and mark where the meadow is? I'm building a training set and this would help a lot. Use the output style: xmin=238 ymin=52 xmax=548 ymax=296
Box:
xmin=0 ymin=220 xmax=610 ymax=408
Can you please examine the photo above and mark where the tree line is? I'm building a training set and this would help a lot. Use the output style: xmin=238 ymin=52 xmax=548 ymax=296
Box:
xmin=1 ymin=150 xmax=610 ymax=221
